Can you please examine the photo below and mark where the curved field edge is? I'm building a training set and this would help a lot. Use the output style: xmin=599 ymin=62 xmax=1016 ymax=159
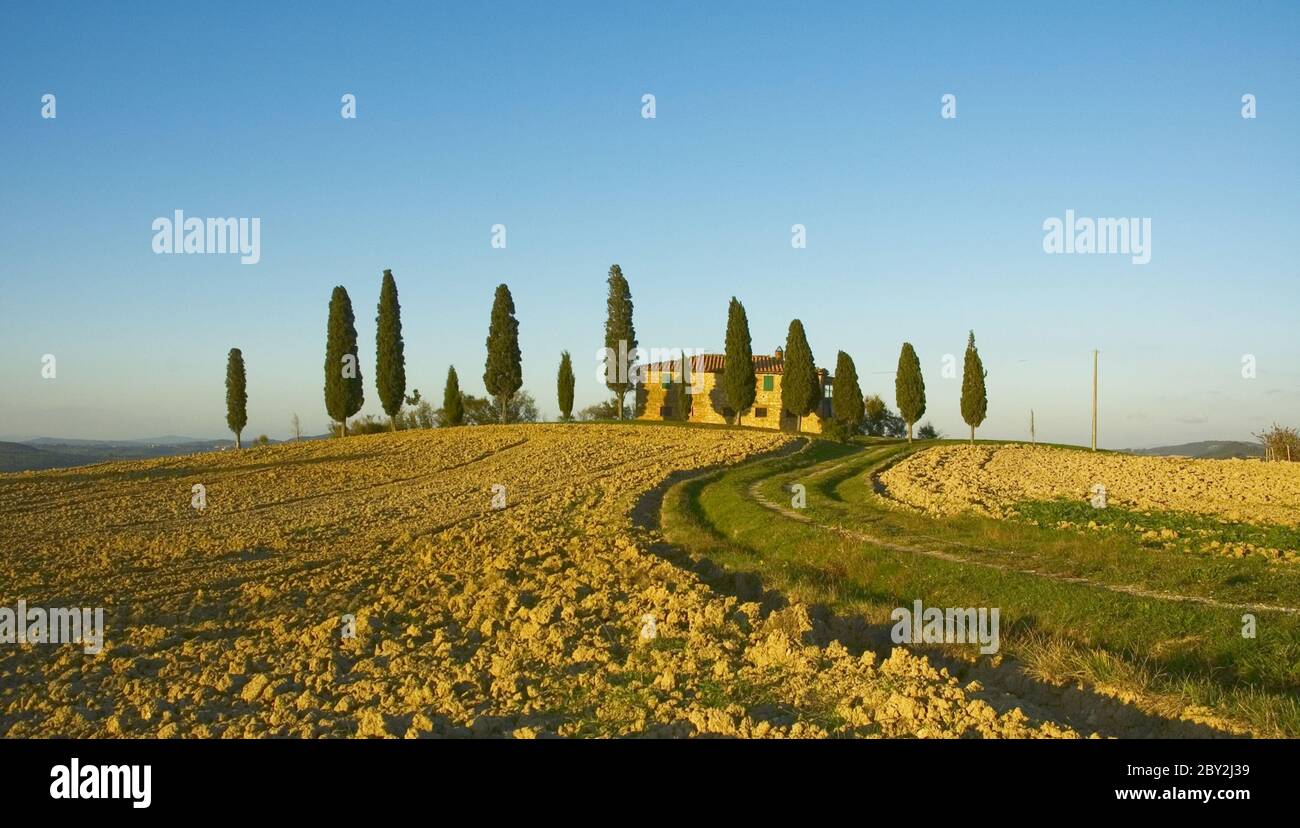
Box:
xmin=876 ymin=443 xmax=1300 ymax=566
xmin=1 ymin=424 xmax=1073 ymax=738
xmin=658 ymin=438 xmax=1300 ymax=738
xmin=881 ymin=443 xmax=1300 ymax=536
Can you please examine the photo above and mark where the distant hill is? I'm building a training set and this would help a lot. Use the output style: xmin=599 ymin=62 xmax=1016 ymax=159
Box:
xmin=4 ymin=438 xmax=229 ymax=472
xmin=0 ymin=435 xmax=316 ymax=473
xmin=1126 ymin=440 xmax=1263 ymax=460
xmin=0 ymin=441 xmax=79 ymax=472
xmin=25 ymin=435 xmax=216 ymax=447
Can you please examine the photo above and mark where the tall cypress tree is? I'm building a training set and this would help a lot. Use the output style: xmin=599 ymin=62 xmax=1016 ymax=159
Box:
xmin=723 ymin=297 xmax=756 ymax=426
xmin=832 ymin=350 xmax=864 ymax=432
xmin=960 ymin=330 xmax=988 ymax=444
xmin=557 ymin=351 xmax=575 ymax=421
xmin=324 ymin=286 xmax=364 ymax=436
xmin=895 ymin=341 xmax=926 ymax=444
xmin=375 ymin=269 xmax=406 ymax=431
xmin=225 ymin=347 xmax=248 ymax=449
xmin=442 ymin=365 xmax=464 ymax=426
xmin=483 ymin=284 xmax=522 ymax=423
xmin=603 ymin=264 xmax=637 ymax=419
xmin=781 ymin=319 xmax=818 ymax=433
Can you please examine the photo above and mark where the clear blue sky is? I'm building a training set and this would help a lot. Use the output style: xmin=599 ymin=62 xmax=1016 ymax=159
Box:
xmin=2 ymin=1 xmax=1297 ymax=446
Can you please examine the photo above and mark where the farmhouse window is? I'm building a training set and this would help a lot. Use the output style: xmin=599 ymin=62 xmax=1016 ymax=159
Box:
xmin=762 ymin=375 xmax=774 ymax=391
xmin=755 ymin=407 xmax=768 ymax=418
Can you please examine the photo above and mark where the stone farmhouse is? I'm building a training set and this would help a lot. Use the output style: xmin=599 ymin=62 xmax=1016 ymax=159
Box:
xmin=636 ymin=347 xmax=833 ymax=433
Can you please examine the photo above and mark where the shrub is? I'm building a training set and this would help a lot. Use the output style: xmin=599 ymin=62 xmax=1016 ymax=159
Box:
xmin=463 ymin=391 xmax=539 ymax=425
xmin=863 ymin=394 xmax=907 ymax=437
xmin=345 ymin=415 xmax=390 ymax=435
xmin=398 ymin=400 xmax=437 ymax=430
xmin=1257 ymin=423 xmax=1300 ymax=461
xmin=577 ymin=398 xmax=622 ymax=421
xmin=819 ymin=418 xmax=856 ymax=443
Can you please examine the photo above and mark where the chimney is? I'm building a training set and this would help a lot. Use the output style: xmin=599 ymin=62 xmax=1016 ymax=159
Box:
xmin=774 ymin=346 xmax=783 ymax=359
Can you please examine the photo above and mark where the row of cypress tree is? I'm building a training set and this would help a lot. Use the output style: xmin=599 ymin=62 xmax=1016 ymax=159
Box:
xmin=223 ymin=268 xmax=987 ymax=443
xmin=323 ymin=272 xmax=412 ymax=436
xmin=718 ymin=295 xmax=988 ymax=442
xmin=322 ymin=277 xmax=529 ymax=432
xmin=325 ymin=276 xmax=528 ymax=433
xmin=225 ymin=272 xmax=585 ymax=443
xmin=890 ymin=333 xmax=988 ymax=444
xmin=721 ymin=299 xmax=826 ymax=432
xmin=224 ymin=274 xmax=518 ymax=443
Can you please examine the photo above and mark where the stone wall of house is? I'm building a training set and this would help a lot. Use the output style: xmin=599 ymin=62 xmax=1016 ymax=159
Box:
xmin=639 ymin=369 xmax=830 ymax=434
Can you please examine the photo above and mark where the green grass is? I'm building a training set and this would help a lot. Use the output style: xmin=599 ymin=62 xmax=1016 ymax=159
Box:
xmin=660 ymin=438 xmax=1300 ymax=737
xmin=1015 ymin=499 xmax=1300 ymax=562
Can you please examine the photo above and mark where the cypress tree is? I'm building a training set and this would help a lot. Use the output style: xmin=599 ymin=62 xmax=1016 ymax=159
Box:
xmin=723 ymin=297 xmax=756 ymax=426
xmin=225 ymin=347 xmax=248 ymax=449
xmin=781 ymin=319 xmax=818 ymax=432
xmin=832 ymin=350 xmax=864 ymax=432
xmin=483 ymin=284 xmax=522 ymax=423
xmin=324 ymin=286 xmax=364 ymax=436
xmin=603 ymin=265 xmax=637 ymax=419
xmin=557 ymin=351 xmax=575 ymax=421
xmin=442 ymin=366 xmax=464 ymax=426
xmin=375 ymin=269 xmax=406 ymax=431
xmin=895 ymin=341 xmax=926 ymax=443
xmin=960 ymin=330 xmax=988 ymax=444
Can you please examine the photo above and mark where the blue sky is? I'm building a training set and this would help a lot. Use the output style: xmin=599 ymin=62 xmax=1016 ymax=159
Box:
xmin=1 ymin=1 xmax=1297 ymax=446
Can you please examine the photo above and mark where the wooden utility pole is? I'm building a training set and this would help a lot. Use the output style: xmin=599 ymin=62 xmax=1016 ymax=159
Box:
xmin=1091 ymin=350 xmax=1098 ymax=451
xmin=1030 ymin=409 xmax=1036 ymax=445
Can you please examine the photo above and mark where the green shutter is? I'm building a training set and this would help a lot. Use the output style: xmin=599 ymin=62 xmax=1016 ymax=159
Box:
xmin=763 ymin=375 xmax=774 ymax=391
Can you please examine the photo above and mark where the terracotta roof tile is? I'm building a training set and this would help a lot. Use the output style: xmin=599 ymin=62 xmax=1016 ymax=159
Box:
xmin=644 ymin=353 xmax=828 ymax=377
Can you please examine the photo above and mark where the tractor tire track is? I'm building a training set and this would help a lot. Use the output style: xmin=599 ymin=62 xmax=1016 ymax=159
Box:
xmin=751 ymin=451 xmax=1300 ymax=616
